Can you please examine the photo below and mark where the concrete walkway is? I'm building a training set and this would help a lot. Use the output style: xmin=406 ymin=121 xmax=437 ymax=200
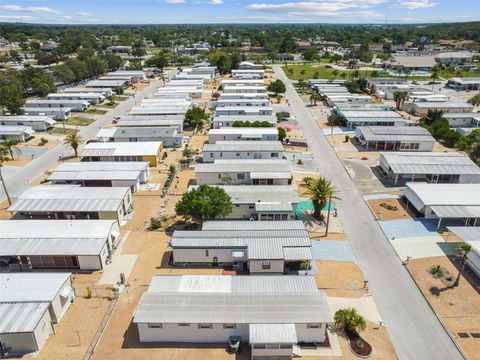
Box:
xmin=390 ymin=236 xmax=460 ymax=261
xmin=327 ymin=294 xmax=383 ymax=324
xmin=273 ymin=65 xmax=464 ymax=360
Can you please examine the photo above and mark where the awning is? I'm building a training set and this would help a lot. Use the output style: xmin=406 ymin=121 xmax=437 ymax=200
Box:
xmin=232 ymin=250 xmax=245 ymax=258
xmin=283 ymin=247 xmax=313 ymax=261
xmin=60 ymin=285 xmax=72 ymax=298
xmin=249 ymin=323 xmax=298 ymax=344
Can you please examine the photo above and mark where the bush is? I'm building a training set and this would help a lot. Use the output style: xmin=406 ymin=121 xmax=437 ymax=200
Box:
xmin=149 ymin=217 xmax=162 ymax=230
xmin=40 ymin=137 xmax=48 ymax=144
xmin=169 ymin=164 xmax=176 ymax=174
xmin=344 ymin=135 xmax=350 ymax=142
xmin=86 ymin=287 xmax=92 ymax=299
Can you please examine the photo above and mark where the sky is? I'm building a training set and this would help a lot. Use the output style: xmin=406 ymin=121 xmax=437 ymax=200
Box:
xmin=0 ymin=0 xmax=479 ymax=24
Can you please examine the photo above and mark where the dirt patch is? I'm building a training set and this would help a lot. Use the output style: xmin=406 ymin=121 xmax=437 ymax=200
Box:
xmin=316 ymin=261 xmax=365 ymax=290
xmin=327 ymin=135 xmax=358 ymax=152
xmin=310 ymin=232 xmax=348 ymax=241
xmin=1 ymin=155 xmax=33 ymax=167
xmin=367 ymin=198 xmax=414 ymax=220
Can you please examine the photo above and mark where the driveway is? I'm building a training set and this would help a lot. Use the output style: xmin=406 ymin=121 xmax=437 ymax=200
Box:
xmin=390 ymin=236 xmax=460 ymax=261
xmin=273 ymin=65 xmax=464 ymax=360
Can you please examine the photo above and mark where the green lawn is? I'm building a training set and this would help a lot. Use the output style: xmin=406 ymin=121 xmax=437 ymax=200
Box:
xmin=96 ymin=102 xmax=119 ymax=109
xmin=438 ymin=69 xmax=480 ymax=79
xmin=85 ymin=108 xmax=108 ymax=115
xmin=65 ymin=117 xmax=95 ymax=126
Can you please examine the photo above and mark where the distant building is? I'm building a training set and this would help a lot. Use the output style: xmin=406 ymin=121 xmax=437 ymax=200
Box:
xmin=435 ymin=51 xmax=472 ymax=64
xmin=96 ymin=126 xmax=183 ymax=147
xmin=355 ymin=126 xmax=435 ymax=151
xmin=202 ymin=141 xmax=283 ymax=163
xmin=81 ymin=142 xmax=163 ymax=166
xmin=0 ymin=115 xmax=56 ymax=131
xmin=447 ymin=227 xmax=480 ymax=277
xmin=0 ymin=126 xmax=35 ymax=142
xmin=447 ymin=77 xmax=480 ymax=91
xmin=208 ymin=127 xmax=278 ymax=143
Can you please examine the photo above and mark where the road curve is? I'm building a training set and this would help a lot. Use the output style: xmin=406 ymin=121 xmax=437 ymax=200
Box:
xmin=273 ymin=65 xmax=464 ymax=360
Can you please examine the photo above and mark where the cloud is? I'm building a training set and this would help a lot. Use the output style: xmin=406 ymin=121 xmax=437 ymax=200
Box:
xmin=62 ymin=16 xmax=73 ymax=20
xmin=248 ymin=1 xmax=386 ymax=17
xmin=395 ymin=0 xmax=436 ymax=9
xmin=0 ymin=15 xmax=35 ymax=21
xmin=0 ymin=4 xmax=59 ymax=14
xmin=209 ymin=0 xmax=224 ymax=4
xmin=164 ymin=0 xmax=186 ymax=3
xmin=77 ymin=12 xmax=95 ymax=17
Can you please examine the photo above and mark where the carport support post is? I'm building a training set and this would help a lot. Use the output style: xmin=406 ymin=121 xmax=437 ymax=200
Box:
xmin=325 ymin=193 xmax=333 ymax=236
xmin=437 ymin=217 xmax=442 ymax=230
xmin=0 ymin=167 xmax=11 ymax=206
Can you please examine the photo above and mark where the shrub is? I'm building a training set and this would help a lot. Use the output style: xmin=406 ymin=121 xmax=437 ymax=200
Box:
xmin=86 ymin=287 xmax=92 ymax=299
xmin=344 ymin=135 xmax=350 ymax=142
xmin=40 ymin=137 xmax=48 ymax=144
xmin=169 ymin=164 xmax=176 ymax=174
xmin=149 ymin=217 xmax=162 ymax=230
xmin=297 ymin=159 xmax=303 ymax=165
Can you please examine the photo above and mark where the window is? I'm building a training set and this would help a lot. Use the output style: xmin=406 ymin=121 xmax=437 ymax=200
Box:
xmin=307 ymin=323 xmax=321 ymax=329
xmin=205 ymin=250 xmax=209 ymax=257
xmin=237 ymin=173 xmax=245 ymax=180
xmin=248 ymin=205 xmax=255 ymax=209
xmin=223 ymin=324 xmax=236 ymax=329
xmin=271 ymin=153 xmax=279 ymax=158
xmin=262 ymin=262 xmax=271 ymax=270
xmin=236 ymin=153 xmax=240 ymax=157
xmin=178 ymin=323 xmax=190 ymax=327
xmin=148 ymin=323 xmax=163 ymax=328
xmin=198 ymin=324 xmax=212 ymax=329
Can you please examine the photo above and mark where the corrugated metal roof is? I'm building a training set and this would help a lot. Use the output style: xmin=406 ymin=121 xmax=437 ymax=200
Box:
xmin=283 ymin=247 xmax=313 ymax=261
xmin=249 ymin=324 xmax=298 ymax=344
xmin=0 ymin=273 xmax=71 ymax=302
xmin=49 ymin=170 xmax=141 ymax=181
xmin=202 ymin=220 xmax=305 ymax=231
xmin=341 ymin=111 xmax=402 ymax=118
xmin=109 ymin=127 xmax=178 ymax=138
xmin=430 ymin=205 xmax=480 ymax=219
xmin=405 ymin=183 xmax=480 ymax=206
xmin=0 ymin=302 xmax=50 ymax=333
xmin=248 ymin=240 xmax=285 ymax=259
xmin=0 ymin=125 xmax=34 ymax=135
xmin=213 ymin=115 xmax=277 ymax=123
xmin=54 ymin=161 xmax=149 ymax=172
xmin=195 ymin=159 xmax=290 ymax=173
xmin=357 ymin=126 xmax=435 ymax=142
xmin=173 ymin=229 xmax=308 ymax=238
xmin=255 ymin=202 xmax=295 ymax=212
xmin=250 ymin=171 xmax=292 ymax=179
xmin=0 ymin=237 xmax=106 ymax=256
xmin=81 ymin=142 xmax=162 ymax=156
xmin=447 ymin=227 xmax=480 ymax=253
xmin=8 ymin=185 xmax=129 ymax=212
xmin=203 ymin=141 xmax=283 ymax=152
xmin=134 ymin=292 xmax=331 ymax=324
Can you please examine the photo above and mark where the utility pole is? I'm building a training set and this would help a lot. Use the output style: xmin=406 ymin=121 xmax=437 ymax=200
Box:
xmin=324 ymin=192 xmax=333 ymax=236
xmin=0 ymin=167 xmax=11 ymax=206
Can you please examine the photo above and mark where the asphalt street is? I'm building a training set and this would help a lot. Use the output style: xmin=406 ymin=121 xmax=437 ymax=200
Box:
xmin=0 ymin=71 xmax=173 ymax=203
xmin=273 ymin=65 xmax=464 ymax=360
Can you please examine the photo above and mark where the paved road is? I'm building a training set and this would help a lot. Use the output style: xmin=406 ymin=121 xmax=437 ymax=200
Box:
xmin=274 ymin=65 xmax=464 ymax=360
xmin=0 ymin=71 xmax=174 ymax=203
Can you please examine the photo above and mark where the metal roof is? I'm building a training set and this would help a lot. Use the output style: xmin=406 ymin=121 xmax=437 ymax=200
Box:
xmin=412 ymin=101 xmax=473 ymax=109
xmin=0 ymin=237 xmax=107 ymax=256
xmin=430 ymin=205 xmax=480 ymax=219
xmin=357 ymin=126 xmax=435 ymax=142
xmin=213 ymin=115 xmax=277 ymax=123
xmin=0 ymin=219 xmax=116 ymax=239
xmin=203 ymin=141 xmax=283 ymax=152
xmin=173 ymin=229 xmax=308 ymax=238
xmin=283 ymin=247 xmax=313 ymax=261
xmin=347 ymin=117 xmax=405 ymax=123
xmin=195 ymin=159 xmax=290 ymax=173
xmin=8 ymin=185 xmax=129 ymax=212
xmin=255 ymin=202 xmax=294 ymax=212
xmin=81 ymin=142 xmax=162 ymax=157
xmin=117 ymin=119 xmax=184 ymax=128
xmin=248 ymin=240 xmax=285 ymax=259
xmin=381 ymin=152 xmax=480 ymax=175
xmin=0 ymin=115 xmax=53 ymax=122
xmin=341 ymin=110 xmax=402 ymax=118
xmin=0 ymin=125 xmax=34 ymax=134
xmin=86 ymin=80 xmax=128 ymax=87
xmin=49 ymin=170 xmax=141 ymax=181
xmin=134 ymin=291 xmax=331 ymax=324
xmin=249 ymin=324 xmax=298 ymax=344
xmin=106 ymin=127 xmax=179 ymax=138
xmin=54 ymin=161 xmax=149 ymax=172
xmin=208 ymin=127 xmax=277 ymax=135
xmin=202 ymin=220 xmax=305 ymax=231
xmin=0 ymin=302 xmax=50 ymax=333
xmin=0 ymin=273 xmax=71 ymax=302
xmin=447 ymin=227 xmax=480 ymax=253
xmin=405 ymin=183 xmax=480 ymax=207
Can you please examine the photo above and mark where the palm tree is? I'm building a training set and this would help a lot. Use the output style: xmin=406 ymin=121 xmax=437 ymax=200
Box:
xmin=334 ymin=308 xmax=367 ymax=336
xmin=310 ymin=93 xmax=321 ymax=106
xmin=302 ymin=176 xmax=341 ymax=220
xmin=393 ymin=91 xmax=408 ymax=110
xmin=298 ymin=79 xmax=306 ymax=90
xmin=64 ymin=133 xmax=83 ymax=157
xmin=431 ymin=70 xmax=439 ymax=83
xmin=453 ymin=243 xmax=472 ymax=287
xmin=1 ymin=139 xmax=20 ymax=160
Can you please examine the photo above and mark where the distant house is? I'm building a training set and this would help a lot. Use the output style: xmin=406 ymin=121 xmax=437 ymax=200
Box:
xmin=86 ymin=80 xmax=129 ymax=90
xmin=170 ymin=220 xmax=312 ymax=272
xmin=212 ymin=115 xmax=277 ymax=128
xmin=231 ymin=69 xmax=264 ymax=80
xmin=0 ymin=220 xmax=120 ymax=271
xmin=340 ymin=110 xmax=406 ymax=129
xmin=379 ymin=152 xmax=480 ymax=185
xmin=367 ymin=78 xmax=406 ymax=89
xmin=96 ymin=126 xmax=183 ymax=148
xmin=403 ymin=183 xmax=480 ymax=228
xmin=8 ymin=185 xmax=133 ymax=223
xmin=106 ymin=45 xmax=132 ymax=54
xmin=447 ymin=77 xmax=480 ymax=91
xmin=0 ymin=273 xmax=74 ymax=355
xmin=40 ymin=43 xmax=58 ymax=52
xmin=202 ymin=141 xmax=283 ymax=162
xmin=355 ymin=126 xmax=435 ymax=151
xmin=215 ymin=106 xmax=273 ymax=116
xmin=405 ymin=100 xmax=474 ymax=116
xmin=133 ymin=275 xmax=332 ymax=357
xmin=435 ymin=51 xmax=472 ymax=64
xmin=0 ymin=116 xmax=55 ymax=131
xmin=279 ymin=53 xmax=295 ymax=61
xmin=81 ymin=142 xmax=163 ymax=166
xmin=49 ymin=161 xmax=151 ymax=192
xmin=22 ymin=107 xmax=72 ymax=121
xmin=195 ymin=159 xmax=291 ymax=186
xmin=239 ymin=61 xmax=264 ymax=70
xmin=391 ymin=55 xmax=436 ymax=70
xmin=25 ymin=99 xmax=90 ymax=112
xmin=46 ymin=92 xmax=105 ymax=105
xmin=0 ymin=126 xmax=34 ymax=142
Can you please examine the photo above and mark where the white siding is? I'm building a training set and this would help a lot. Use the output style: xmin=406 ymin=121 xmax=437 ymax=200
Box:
xmin=248 ymin=260 xmax=284 ymax=273
xmin=78 ymin=255 xmax=103 ymax=270
xmin=49 ymin=278 xmax=74 ymax=323
xmin=173 ymin=248 xmax=246 ymax=264
xmin=32 ymin=309 xmax=53 ymax=352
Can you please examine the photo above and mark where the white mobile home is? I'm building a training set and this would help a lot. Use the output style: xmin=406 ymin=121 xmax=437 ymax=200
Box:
xmin=443 ymin=113 xmax=480 ymax=128
xmin=171 ymin=222 xmax=311 ymax=272
xmin=116 ymin=117 xmax=184 ymax=132
xmin=0 ymin=126 xmax=35 ymax=142
xmin=190 ymin=185 xmax=299 ymax=220
xmin=155 ymin=87 xmax=203 ymax=99
xmin=134 ymin=275 xmax=332 ymax=358
xmin=25 ymin=99 xmax=90 ymax=112
xmin=447 ymin=227 xmax=480 ymax=277
xmin=404 ymin=183 xmax=480 ymax=227
xmin=212 ymin=115 xmax=277 ymax=129
xmin=215 ymin=106 xmax=273 ymax=116
xmin=0 ymin=273 xmax=74 ymax=355
xmin=379 ymin=152 xmax=480 ymax=185
xmin=222 ymin=79 xmax=265 ymax=87
xmin=49 ymin=161 xmax=150 ymax=191
xmin=218 ymin=92 xmax=269 ymax=100
xmin=8 ymin=185 xmax=133 ymax=223
xmin=447 ymin=77 xmax=480 ymax=91
xmin=63 ymin=87 xmax=114 ymax=97
xmin=202 ymin=141 xmax=283 ymax=162
xmin=129 ymin=105 xmax=190 ymax=116
xmin=0 ymin=220 xmax=120 ymax=271
xmin=46 ymin=92 xmax=105 ymax=105
xmin=208 ymin=127 xmax=278 ymax=143
xmin=216 ymin=98 xmax=270 ymax=108
xmin=239 ymin=61 xmax=264 ymax=70
xmin=341 ymin=110 xmax=406 ymax=129
xmin=22 ymin=107 xmax=72 ymax=120
xmin=223 ymin=85 xmax=266 ymax=94
xmin=406 ymin=101 xmax=474 ymax=116
xmin=86 ymin=79 xmax=129 ymax=90
xmin=325 ymin=94 xmax=372 ymax=107
xmin=355 ymin=126 xmax=435 ymax=151
xmin=195 ymin=159 xmax=291 ymax=186
xmin=96 ymin=126 xmax=183 ymax=148
xmin=0 ymin=115 xmax=56 ymax=131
